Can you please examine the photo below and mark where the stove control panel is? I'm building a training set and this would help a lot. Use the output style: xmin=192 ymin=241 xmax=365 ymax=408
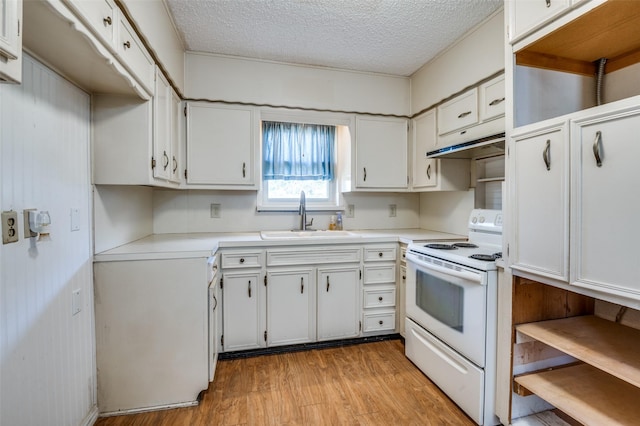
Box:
xmin=469 ymin=209 xmax=503 ymax=233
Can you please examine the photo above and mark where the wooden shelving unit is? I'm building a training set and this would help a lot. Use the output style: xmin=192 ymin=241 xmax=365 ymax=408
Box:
xmin=516 ymin=0 xmax=640 ymax=76
xmin=514 ymin=315 xmax=640 ymax=425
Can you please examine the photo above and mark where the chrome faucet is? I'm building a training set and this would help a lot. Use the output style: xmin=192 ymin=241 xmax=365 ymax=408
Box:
xmin=299 ymin=191 xmax=313 ymax=231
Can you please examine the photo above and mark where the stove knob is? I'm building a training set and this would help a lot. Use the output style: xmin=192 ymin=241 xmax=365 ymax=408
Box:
xmin=471 ymin=217 xmax=478 ymax=224
xmin=479 ymin=216 xmax=485 ymax=223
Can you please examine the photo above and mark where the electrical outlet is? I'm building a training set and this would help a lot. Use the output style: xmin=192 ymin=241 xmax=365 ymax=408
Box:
xmin=389 ymin=204 xmax=397 ymax=217
xmin=210 ymin=203 xmax=221 ymax=218
xmin=2 ymin=211 xmax=19 ymax=244
xmin=346 ymin=204 xmax=355 ymax=218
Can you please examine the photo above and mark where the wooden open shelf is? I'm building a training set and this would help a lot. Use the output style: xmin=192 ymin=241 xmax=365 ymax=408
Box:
xmin=516 ymin=0 xmax=640 ymax=76
xmin=516 ymin=315 xmax=640 ymax=388
xmin=514 ymin=363 xmax=640 ymax=426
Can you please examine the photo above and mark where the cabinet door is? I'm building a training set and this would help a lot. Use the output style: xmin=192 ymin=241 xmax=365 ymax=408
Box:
xmin=437 ymin=88 xmax=478 ymax=136
xmin=169 ymin=88 xmax=182 ymax=183
xmin=317 ymin=267 xmax=360 ymax=341
xmin=511 ymin=123 xmax=569 ymax=281
xmin=479 ymin=74 xmax=505 ymax=122
xmin=266 ymin=269 xmax=314 ymax=346
xmin=115 ymin=14 xmax=154 ymax=95
xmin=153 ymin=69 xmax=172 ymax=181
xmin=186 ymin=102 xmax=258 ymax=188
xmin=355 ymin=116 xmax=408 ymax=189
xmin=0 ymin=0 xmax=21 ymax=84
xmin=510 ymin=0 xmax=570 ymax=42
xmin=222 ymin=271 xmax=265 ymax=351
xmin=571 ymin=109 xmax=640 ymax=299
xmin=412 ymin=110 xmax=438 ymax=189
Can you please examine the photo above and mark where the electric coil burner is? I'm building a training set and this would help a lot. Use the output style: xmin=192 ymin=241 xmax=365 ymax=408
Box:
xmin=424 ymin=243 xmax=458 ymax=250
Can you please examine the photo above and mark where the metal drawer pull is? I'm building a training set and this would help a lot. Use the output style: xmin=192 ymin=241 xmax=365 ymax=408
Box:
xmin=301 ymin=277 xmax=304 ymax=294
xmin=426 ymin=163 xmax=431 ymax=179
xmin=457 ymin=111 xmax=472 ymax=119
xmin=363 ymin=167 xmax=367 ymax=181
xmin=379 ymin=320 xmax=384 ymax=325
xmin=378 ymin=252 xmax=383 ymax=257
xmin=239 ymin=258 xmax=245 ymax=263
xmin=248 ymin=280 xmax=252 ymax=298
xmin=543 ymin=139 xmax=551 ymax=171
xmin=378 ymin=296 xmax=383 ymax=302
xmin=172 ymin=156 xmax=177 ymax=173
xmin=489 ymin=97 xmax=505 ymax=106
xmin=326 ymin=276 xmax=330 ymax=292
xmin=163 ymin=151 xmax=169 ymax=170
xmin=546 ymin=0 xmax=551 ymax=7
xmin=123 ymin=40 xmax=131 ymax=49
xmin=103 ymin=16 xmax=112 ymax=26
xmin=593 ymin=131 xmax=603 ymax=167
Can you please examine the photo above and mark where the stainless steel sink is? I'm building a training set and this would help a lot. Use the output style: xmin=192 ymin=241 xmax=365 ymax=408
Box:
xmin=260 ymin=230 xmax=358 ymax=240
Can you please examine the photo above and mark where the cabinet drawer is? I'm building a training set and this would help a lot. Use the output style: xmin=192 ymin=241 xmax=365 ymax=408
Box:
xmin=116 ymin=15 xmax=154 ymax=95
xmin=267 ymin=246 xmax=361 ymax=266
xmin=400 ymin=245 xmax=407 ymax=264
xmin=437 ymin=88 xmax=478 ymax=135
xmin=480 ymin=75 xmax=505 ymax=121
xmin=363 ymin=287 xmax=396 ymax=309
xmin=363 ymin=311 xmax=396 ymax=332
xmin=221 ymin=251 xmax=263 ymax=269
xmin=364 ymin=246 xmax=397 ymax=262
xmin=363 ymin=264 xmax=396 ymax=284
xmin=67 ymin=0 xmax=117 ymax=47
xmin=510 ymin=0 xmax=571 ymax=43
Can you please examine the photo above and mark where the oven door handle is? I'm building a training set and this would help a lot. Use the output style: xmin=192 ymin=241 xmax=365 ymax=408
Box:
xmin=406 ymin=253 xmax=483 ymax=284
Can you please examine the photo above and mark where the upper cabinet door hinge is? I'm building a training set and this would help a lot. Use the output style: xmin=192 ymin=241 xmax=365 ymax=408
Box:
xmin=359 ymin=269 xmax=362 ymax=280
xmin=151 ymin=157 xmax=156 ymax=169
xmin=264 ymin=275 xmax=267 ymax=286
xmin=17 ymin=19 xmax=20 ymax=37
xmin=184 ymin=106 xmax=187 ymax=117
xmin=220 ymin=276 xmax=223 ymax=289
xmin=184 ymin=169 xmax=188 ymax=179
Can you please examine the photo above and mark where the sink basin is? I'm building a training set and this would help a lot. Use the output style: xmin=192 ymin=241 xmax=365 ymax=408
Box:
xmin=260 ymin=230 xmax=359 ymax=240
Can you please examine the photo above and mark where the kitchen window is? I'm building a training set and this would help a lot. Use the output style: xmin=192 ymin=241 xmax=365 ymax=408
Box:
xmin=257 ymin=112 xmax=352 ymax=211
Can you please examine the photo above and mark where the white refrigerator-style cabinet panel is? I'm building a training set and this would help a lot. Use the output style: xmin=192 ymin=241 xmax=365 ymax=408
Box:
xmin=222 ymin=271 xmax=265 ymax=351
xmin=266 ymin=269 xmax=315 ymax=346
xmin=511 ymin=123 xmax=569 ymax=282
xmin=571 ymin=108 xmax=640 ymax=299
xmin=0 ymin=0 xmax=22 ymax=83
xmin=354 ymin=116 xmax=408 ymax=190
xmin=186 ymin=102 xmax=259 ymax=189
xmin=317 ymin=267 xmax=360 ymax=341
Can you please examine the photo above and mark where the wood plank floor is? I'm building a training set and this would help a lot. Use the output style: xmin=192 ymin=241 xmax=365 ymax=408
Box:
xmin=94 ymin=339 xmax=475 ymax=425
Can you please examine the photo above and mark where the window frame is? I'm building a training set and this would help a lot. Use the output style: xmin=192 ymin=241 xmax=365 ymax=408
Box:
xmin=257 ymin=109 xmax=353 ymax=212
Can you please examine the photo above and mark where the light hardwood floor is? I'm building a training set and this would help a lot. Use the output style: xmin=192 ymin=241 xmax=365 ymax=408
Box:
xmin=95 ymin=339 xmax=475 ymax=425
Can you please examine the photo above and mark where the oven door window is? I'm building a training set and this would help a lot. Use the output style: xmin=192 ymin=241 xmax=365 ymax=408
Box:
xmin=416 ymin=269 xmax=464 ymax=332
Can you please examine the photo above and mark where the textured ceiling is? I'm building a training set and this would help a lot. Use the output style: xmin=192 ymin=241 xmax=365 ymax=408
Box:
xmin=165 ymin=0 xmax=503 ymax=76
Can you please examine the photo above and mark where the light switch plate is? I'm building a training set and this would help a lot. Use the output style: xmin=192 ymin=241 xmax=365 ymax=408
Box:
xmin=210 ymin=203 xmax=221 ymax=218
xmin=2 ymin=210 xmax=19 ymax=244
xmin=72 ymin=289 xmax=82 ymax=316
xmin=389 ymin=204 xmax=397 ymax=217
xmin=70 ymin=208 xmax=80 ymax=231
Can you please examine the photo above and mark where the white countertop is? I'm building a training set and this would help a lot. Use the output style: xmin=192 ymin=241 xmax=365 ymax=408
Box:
xmin=93 ymin=229 xmax=466 ymax=262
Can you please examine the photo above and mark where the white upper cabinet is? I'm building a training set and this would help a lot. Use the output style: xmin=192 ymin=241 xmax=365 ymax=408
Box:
xmin=354 ymin=116 xmax=408 ymax=190
xmin=115 ymin=13 xmax=154 ymax=95
xmin=571 ymin=105 xmax=640 ymax=300
xmin=511 ymin=122 xmax=569 ymax=282
xmin=185 ymin=102 xmax=259 ymax=189
xmin=509 ymin=0 xmax=571 ymax=43
xmin=153 ymin=69 xmax=181 ymax=184
xmin=0 ymin=0 xmax=21 ymax=83
xmin=65 ymin=0 xmax=117 ymax=47
xmin=437 ymin=88 xmax=479 ymax=136
xmin=479 ymin=74 xmax=506 ymax=122
xmin=411 ymin=109 xmax=470 ymax=192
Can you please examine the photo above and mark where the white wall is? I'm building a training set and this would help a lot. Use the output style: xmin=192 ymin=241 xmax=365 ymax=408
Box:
xmin=419 ymin=190 xmax=475 ymax=236
xmin=0 ymin=55 xmax=97 ymax=426
xmin=411 ymin=9 xmax=505 ymax=114
xmin=186 ymin=53 xmax=411 ymax=116
xmin=153 ymin=189 xmax=420 ymax=233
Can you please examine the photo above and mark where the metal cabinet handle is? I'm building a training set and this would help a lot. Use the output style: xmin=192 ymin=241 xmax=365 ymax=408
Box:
xmin=242 ymin=162 xmax=246 ymax=178
xmin=379 ymin=320 xmax=384 ymax=325
xmin=248 ymin=280 xmax=252 ymax=298
xmin=457 ymin=111 xmax=472 ymax=119
xmin=172 ymin=156 xmax=178 ymax=173
xmin=402 ymin=275 xmax=406 ymax=280
xmin=103 ymin=16 xmax=112 ymax=26
xmin=546 ymin=0 xmax=551 ymax=7
xmin=593 ymin=131 xmax=603 ymax=167
xmin=426 ymin=163 xmax=431 ymax=180
xmin=489 ymin=97 xmax=505 ymax=106
xmin=163 ymin=151 xmax=169 ymax=170
xmin=363 ymin=167 xmax=367 ymax=181
xmin=543 ymin=139 xmax=551 ymax=171
xmin=212 ymin=295 xmax=218 ymax=311
xmin=300 ymin=277 xmax=304 ymax=294
xmin=378 ymin=252 xmax=383 ymax=257
xmin=326 ymin=276 xmax=330 ymax=292
xmin=378 ymin=296 xmax=383 ymax=302
xmin=123 ymin=40 xmax=131 ymax=49
xmin=239 ymin=258 xmax=245 ymax=263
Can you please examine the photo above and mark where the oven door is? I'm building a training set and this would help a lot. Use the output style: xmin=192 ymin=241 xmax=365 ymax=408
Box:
xmin=406 ymin=250 xmax=487 ymax=367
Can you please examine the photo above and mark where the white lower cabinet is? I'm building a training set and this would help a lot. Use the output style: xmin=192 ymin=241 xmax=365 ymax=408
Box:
xmin=266 ymin=269 xmax=315 ymax=346
xmin=362 ymin=244 xmax=397 ymax=335
xmin=317 ymin=266 xmax=361 ymax=340
xmin=511 ymin=122 xmax=569 ymax=282
xmin=94 ymin=258 xmax=209 ymax=414
xmin=571 ymin=107 xmax=640 ymax=299
xmin=221 ymin=270 xmax=265 ymax=351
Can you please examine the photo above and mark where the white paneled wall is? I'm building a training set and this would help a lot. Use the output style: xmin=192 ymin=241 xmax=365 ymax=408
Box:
xmin=419 ymin=190 xmax=475 ymax=236
xmin=0 ymin=55 xmax=97 ymax=425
